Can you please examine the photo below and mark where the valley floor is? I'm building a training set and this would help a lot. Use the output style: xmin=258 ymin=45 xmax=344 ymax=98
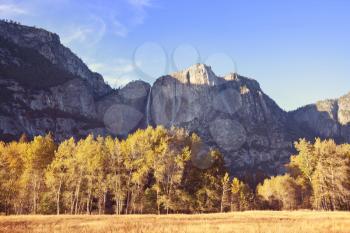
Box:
xmin=0 ymin=211 xmax=349 ymax=233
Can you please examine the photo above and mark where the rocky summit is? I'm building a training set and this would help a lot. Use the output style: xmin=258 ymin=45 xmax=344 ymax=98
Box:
xmin=1 ymin=20 xmax=349 ymax=177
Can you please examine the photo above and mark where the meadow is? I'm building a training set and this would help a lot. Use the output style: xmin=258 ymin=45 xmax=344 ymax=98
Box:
xmin=0 ymin=211 xmax=350 ymax=233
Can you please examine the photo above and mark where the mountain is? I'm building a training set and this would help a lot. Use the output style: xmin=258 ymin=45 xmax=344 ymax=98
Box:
xmin=0 ymin=20 xmax=150 ymax=141
xmin=289 ymin=92 xmax=350 ymax=142
xmin=0 ymin=20 xmax=349 ymax=178
xmin=148 ymin=64 xmax=293 ymax=176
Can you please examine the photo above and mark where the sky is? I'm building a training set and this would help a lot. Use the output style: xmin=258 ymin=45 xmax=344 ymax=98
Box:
xmin=1 ymin=0 xmax=350 ymax=111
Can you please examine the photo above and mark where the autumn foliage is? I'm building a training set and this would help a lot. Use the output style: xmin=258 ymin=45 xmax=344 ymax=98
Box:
xmin=0 ymin=128 xmax=350 ymax=215
xmin=257 ymin=138 xmax=350 ymax=210
xmin=0 ymin=127 xmax=232 ymax=215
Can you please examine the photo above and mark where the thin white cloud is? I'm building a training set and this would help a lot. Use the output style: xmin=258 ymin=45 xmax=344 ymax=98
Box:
xmin=105 ymin=73 xmax=139 ymax=88
xmin=111 ymin=18 xmax=128 ymax=37
xmin=60 ymin=0 xmax=152 ymax=44
xmin=61 ymin=27 xmax=91 ymax=44
xmin=128 ymin=0 xmax=152 ymax=8
xmin=126 ymin=0 xmax=154 ymax=26
xmin=88 ymin=58 xmax=140 ymax=88
xmin=0 ymin=3 xmax=28 ymax=16
xmin=61 ymin=15 xmax=106 ymax=46
xmin=89 ymin=58 xmax=136 ymax=74
xmin=1 ymin=0 xmax=154 ymax=42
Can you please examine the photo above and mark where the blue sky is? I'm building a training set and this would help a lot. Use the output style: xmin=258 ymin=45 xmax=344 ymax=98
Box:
xmin=1 ymin=0 xmax=350 ymax=110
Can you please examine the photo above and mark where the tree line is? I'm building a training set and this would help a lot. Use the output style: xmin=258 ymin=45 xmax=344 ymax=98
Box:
xmin=0 ymin=127 xmax=350 ymax=215
xmin=1 ymin=19 xmax=21 ymax=25
xmin=0 ymin=127 xmax=229 ymax=215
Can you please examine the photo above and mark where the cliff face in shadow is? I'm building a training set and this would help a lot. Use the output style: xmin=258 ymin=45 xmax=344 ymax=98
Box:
xmin=289 ymin=93 xmax=350 ymax=142
xmin=0 ymin=20 xmax=349 ymax=178
xmin=0 ymin=20 xmax=150 ymax=142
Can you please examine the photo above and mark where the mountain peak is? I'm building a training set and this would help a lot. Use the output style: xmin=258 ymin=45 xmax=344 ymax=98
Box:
xmin=0 ymin=19 xmax=111 ymax=97
xmin=170 ymin=63 xmax=220 ymax=86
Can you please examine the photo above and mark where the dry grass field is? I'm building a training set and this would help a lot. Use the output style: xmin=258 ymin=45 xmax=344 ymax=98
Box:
xmin=0 ymin=211 xmax=350 ymax=233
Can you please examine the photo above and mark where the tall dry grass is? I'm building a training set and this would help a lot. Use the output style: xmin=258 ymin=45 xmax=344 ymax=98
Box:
xmin=0 ymin=211 xmax=349 ymax=233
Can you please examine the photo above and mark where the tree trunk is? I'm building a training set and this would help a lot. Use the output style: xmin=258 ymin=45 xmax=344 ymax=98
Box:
xmin=33 ymin=177 xmax=37 ymax=214
xmin=56 ymin=178 xmax=62 ymax=215
xmin=115 ymin=197 xmax=119 ymax=215
xmin=74 ymin=175 xmax=82 ymax=214
xmin=70 ymin=192 xmax=74 ymax=214
xmin=86 ymin=188 xmax=92 ymax=215
xmin=125 ymin=172 xmax=132 ymax=215
xmin=103 ymin=192 xmax=106 ymax=214
xmin=220 ymin=186 xmax=226 ymax=213
xmin=125 ymin=191 xmax=129 ymax=215
xmin=157 ymin=189 xmax=160 ymax=215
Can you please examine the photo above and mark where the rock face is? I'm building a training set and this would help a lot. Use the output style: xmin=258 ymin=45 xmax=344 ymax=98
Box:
xmin=148 ymin=64 xmax=293 ymax=175
xmin=0 ymin=20 xmax=149 ymax=142
xmin=0 ymin=21 xmax=349 ymax=177
xmin=0 ymin=21 xmax=110 ymax=96
xmin=290 ymin=92 xmax=350 ymax=142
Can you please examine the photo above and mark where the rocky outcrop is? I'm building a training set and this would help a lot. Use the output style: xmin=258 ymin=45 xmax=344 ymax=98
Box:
xmin=148 ymin=64 xmax=292 ymax=175
xmin=97 ymin=80 xmax=150 ymax=136
xmin=290 ymin=92 xmax=350 ymax=142
xmin=1 ymin=21 xmax=349 ymax=178
xmin=0 ymin=20 xmax=110 ymax=97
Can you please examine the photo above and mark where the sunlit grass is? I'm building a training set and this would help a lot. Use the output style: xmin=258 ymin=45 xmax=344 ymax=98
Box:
xmin=0 ymin=211 xmax=349 ymax=233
